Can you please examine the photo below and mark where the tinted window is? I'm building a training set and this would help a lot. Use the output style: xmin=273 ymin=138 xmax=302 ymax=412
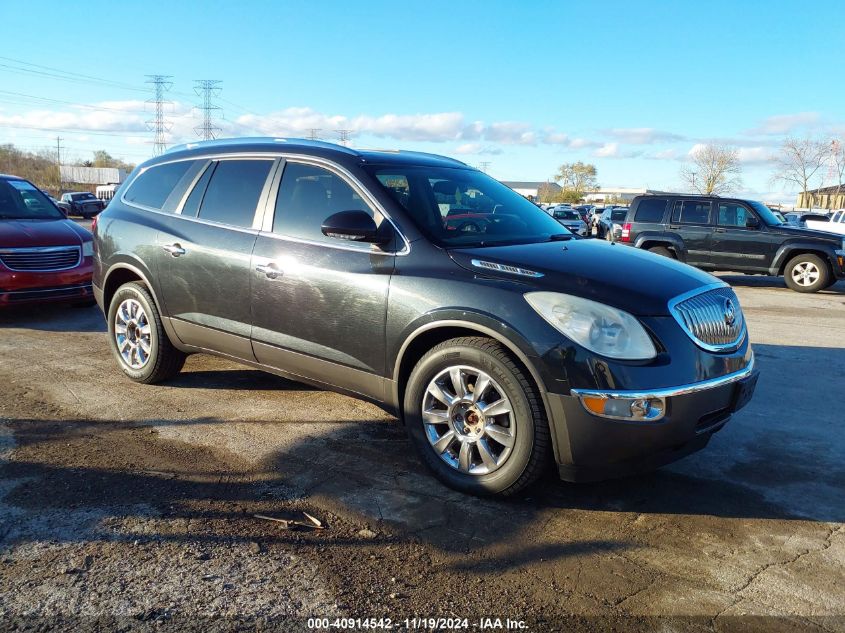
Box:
xmin=634 ymin=198 xmax=667 ymax=222
xmin=273 ymin=162 xmax=376 ymax=241
xmin=197 ymin=159 xmax=273 ymax=228
xmin=180 ymin=162 xmax=215 ymax=218
xmin=0 ymin=179 xmax=64 ymax=220
xmin=671 ymin=200 xmax=711 ymax=224
xmin=717 ymin=203 xmax=751 ymax=227
xmin=124 ymin=160 xmax=197 ymax=211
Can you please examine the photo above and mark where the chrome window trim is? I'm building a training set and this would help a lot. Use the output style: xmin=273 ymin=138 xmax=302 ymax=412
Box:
xmin=667 ymin=282 xmax=746 ymax=353
xmin=571 ymin=354 xmax=755 ymax=401
xmin=0 ymin=245 xmax=82 ymax=272
xmin=121 ymin=152 xmax=411 ymax=255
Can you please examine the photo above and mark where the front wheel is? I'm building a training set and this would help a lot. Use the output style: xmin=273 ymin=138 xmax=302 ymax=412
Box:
xmin=107 ymin=282 xmax=186 ymax=383
xmin=784 ymin=254 xmax=830 ymax=293
xmin=403 ymin=337 xmax=550 ymax=497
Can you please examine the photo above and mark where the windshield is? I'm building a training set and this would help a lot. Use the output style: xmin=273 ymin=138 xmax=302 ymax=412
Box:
xmin=71 ymin=192 xmax=96 ymax=201
xmin=554 ymin=210 xmax=581 ymax=220
xmin=0 ymin=179 xmax=65 ymax=220
xmin=749 ymin=200 xmax=784 ymax=226
xmin=365 ymin=165 xmax=571 ymax=247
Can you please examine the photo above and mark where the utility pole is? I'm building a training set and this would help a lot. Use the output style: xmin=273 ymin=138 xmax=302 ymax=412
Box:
xmin=146 ymin=75 xmax=173 ymax=156
xmin=193 ymin=79 xmax=222 ymax=141
xmin=335 ymin=129 xmax=352 ymax=147
xmin=479 ymin=161 xmax=491 ymax=173
xmin=308 ymin=128 xmax=321 ymax=141
xmin=55 ymin=136 xmax=63 ymax=193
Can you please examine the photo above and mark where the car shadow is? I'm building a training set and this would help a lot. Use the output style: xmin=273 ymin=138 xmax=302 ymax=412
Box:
xmin=0 ymin=304 xmax=106 ymax=333
xmin=166 ymin=369 xmax=319 ymax=391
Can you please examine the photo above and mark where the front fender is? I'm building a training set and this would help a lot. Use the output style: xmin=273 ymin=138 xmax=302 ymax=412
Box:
xmin=770 ymin=242 xmax=838 ymax=274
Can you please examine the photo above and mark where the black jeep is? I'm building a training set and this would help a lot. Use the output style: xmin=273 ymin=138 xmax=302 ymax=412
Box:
xmin=620 ymin=194 xmax=845 ymax=292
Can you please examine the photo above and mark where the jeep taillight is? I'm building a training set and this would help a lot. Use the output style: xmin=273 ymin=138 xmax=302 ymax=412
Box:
xmin=621 ymin=223 xmax=631 ymax=242
xmin=90 ymin=215 xmax=98 ymax=235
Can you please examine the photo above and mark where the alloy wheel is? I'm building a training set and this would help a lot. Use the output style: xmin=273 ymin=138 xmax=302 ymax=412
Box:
xmin=791 ymin=261 xmax=820 ymax=287
xmin=421 ymin=365 xmax=516 ymax=475
xmin=114 ymin=298 xmax=152 ymax=369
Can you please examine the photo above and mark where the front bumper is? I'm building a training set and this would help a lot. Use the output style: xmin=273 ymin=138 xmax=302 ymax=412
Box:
xmin=0 ymin=282 xmax=93 ymax=306
xmin=547 ymin=357 xmax=759 ymax=482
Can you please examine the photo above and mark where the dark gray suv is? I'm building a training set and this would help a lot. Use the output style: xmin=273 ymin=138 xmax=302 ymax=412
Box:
xmin=94 ymin=138 xmax=758 ymax=497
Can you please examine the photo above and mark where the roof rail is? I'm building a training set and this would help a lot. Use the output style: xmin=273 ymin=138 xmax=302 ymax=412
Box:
xmin=165 ymin=136 xmax=359 ymax=156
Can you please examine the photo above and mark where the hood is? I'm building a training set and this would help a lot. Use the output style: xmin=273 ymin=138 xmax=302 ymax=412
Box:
xmin=0 ymin=219 xmax=89 ymax=249
xmin=772 ymin=224 xmax=842 ymax=242
xmin=449 ymin=239 xmax=718 ymax=316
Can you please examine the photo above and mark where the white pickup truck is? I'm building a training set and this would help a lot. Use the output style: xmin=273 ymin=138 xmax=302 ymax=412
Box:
xmin=806 ymin=210 xmax=845 ymax=235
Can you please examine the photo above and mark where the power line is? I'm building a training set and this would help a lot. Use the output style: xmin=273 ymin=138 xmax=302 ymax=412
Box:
xmin=146 ymin=75 xmax=173 ymax=156
xmin=478 ymin=161 xmax=491 ymax=172
xmin=335 ymin=129 xmax=352 ymax=146
xmin=308 ymin=128 xmax=322 ymax=140
xmin=193 ymin=80 xmax=222 ymax=141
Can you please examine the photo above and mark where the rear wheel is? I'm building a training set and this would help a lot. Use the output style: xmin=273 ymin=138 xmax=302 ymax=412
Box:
xmin=648 ymin=245 xmax=674 ymax=258
xmin=784 ymin=254 xmax=830 ymax=293
xmin=107 ymin=282 xmax=186 ymax=383
xmin=403 ymin=337 xmax=550 ymax=497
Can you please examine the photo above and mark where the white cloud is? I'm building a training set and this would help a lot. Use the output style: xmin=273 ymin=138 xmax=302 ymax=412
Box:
xmin=484 ymin=121 xmax=537 ymax=145
xmin=746 ymin=112 xmax=821 ymax=136
xmin=453 ymin=143 xmax=503 ymax=155
xmin=569 ymin=138 xmax=601 ymax=149
xmin=606 ymin=127 xmax=685 ymax=144
xmin=736 ymin=147 xmax=772 ymax=165
xmin=593 ymin=142 xmax=642 ymax=159
xmin=647 ymin=148 xmax=679 ymax=160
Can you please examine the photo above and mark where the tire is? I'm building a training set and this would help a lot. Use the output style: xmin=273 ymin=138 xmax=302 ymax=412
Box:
xmin=783 ymin=254 xmax=830 ymax=293
xmin=648 ymin=246 xmax=674 ymax=258
xmin=107 ymin=282 xmax=186 ymax=383
xmin=403 ymin=336 xmax=550 ymax=497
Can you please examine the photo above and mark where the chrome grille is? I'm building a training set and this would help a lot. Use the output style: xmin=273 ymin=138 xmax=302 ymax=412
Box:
xmin=0 ymin=246 xmax=81 ymax=272
xmin=669 ymin=285 xmax=745 ymax=352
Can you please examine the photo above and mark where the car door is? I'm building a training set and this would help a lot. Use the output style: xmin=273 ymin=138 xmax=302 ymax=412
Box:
xmin=669 ymin=199 xmax=713 ymax=266
xmin=710 ymin=202 xmax=781 ymax=271
xmin=250 ymin=159 xmax=397 ymax=401
xmin=155 ymin=157 xmax=277 ymax=360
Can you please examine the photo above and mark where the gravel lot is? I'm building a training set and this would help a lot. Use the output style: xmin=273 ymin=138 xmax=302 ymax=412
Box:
xmin=0 ymin=271 xmax=843 ymax=632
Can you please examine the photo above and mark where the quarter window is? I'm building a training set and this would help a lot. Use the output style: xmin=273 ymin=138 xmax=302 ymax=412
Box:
xmin=273 ymin=162 xmax=378 ymax=242
xmin=124 ymin=160 xmax=199 ymax=212
xmin=634 ymin=198 xmax=667 ymax=222
xmin=671 ymin=200 xmax=711 ymax=225
xmin=196 ymin=159 xmax=274 ymax=228
xmin=717 ymin=203 xmax=751 ymax=228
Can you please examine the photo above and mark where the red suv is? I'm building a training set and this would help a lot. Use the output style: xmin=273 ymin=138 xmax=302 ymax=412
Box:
xmin=0 ymin=175 xmax=94 ymax=307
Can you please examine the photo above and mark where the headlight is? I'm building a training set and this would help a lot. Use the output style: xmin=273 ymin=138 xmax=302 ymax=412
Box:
xmin=82 ymin=241 xmax=94 ymax=257
xmin=525 ymin=292 xmax=657 ymax=360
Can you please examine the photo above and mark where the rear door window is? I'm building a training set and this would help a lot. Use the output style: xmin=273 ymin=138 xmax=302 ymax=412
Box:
xmin=671 ymin=200 xmax=712 ymax=225
xmin=634 ymin=198 xmax=667 ymax=222
xmin=124 ymin=160 xmax=201 ymax=212
xmin=196 ymin=159 xmax=274 ymax=228
xmin=717 ymin=203 xmax=751 ymax=227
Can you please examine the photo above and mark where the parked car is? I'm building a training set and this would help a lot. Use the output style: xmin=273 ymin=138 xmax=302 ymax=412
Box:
xmin=94 ymin=138 xmax=758 ymax=497
xmin=597 ymin=207 xmax=629 ymax=240
xmin=42 ymin=191 xmax=72 ymax=216
xmin=1 ymin=175 xmax=95 ymax=306
xmin=805 ymin=210 xmax=845 ymax=236
xmin=61 ymin=191 xmax=106 ymax=218
xmin=552 ymin=208 xmax=587 ymax=235
xmin=620 ymin=194 xmax=845 ymax=292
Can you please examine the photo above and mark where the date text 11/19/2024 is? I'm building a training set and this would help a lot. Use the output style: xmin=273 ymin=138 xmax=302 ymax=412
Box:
xmin=307 ymin=617 xmax=529 ymax=630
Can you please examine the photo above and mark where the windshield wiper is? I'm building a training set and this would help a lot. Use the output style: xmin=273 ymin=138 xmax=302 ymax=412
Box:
xmin=548 ymin=233 xmax=574 ymax=241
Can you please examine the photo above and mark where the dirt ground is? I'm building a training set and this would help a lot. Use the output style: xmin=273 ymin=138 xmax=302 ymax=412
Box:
xmin=0 ymin=274 xmax=843 ymax=632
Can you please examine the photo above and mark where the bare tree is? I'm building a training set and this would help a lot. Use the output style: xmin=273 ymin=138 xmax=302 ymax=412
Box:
xmin=680 ymin=144 xmax=742 ymax=195
xmin=829 ymin=139 xmax=845 ymax=197
xmin=771 ymin=136 xmax=828 ymax=206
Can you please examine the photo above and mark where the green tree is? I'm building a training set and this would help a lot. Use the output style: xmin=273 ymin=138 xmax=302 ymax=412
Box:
xmin=554 ymin=162 xmax=598 ymax=201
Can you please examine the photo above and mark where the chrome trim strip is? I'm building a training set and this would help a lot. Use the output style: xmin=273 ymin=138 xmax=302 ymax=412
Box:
xmin=470 ymin=259 xmax=544 ymax=278
xmin=571 ymin=354 xmax=755 ymax=401
xmin=4 ymin=283 xmax=92 ymax=296
xmin=667 ymin=282 xmax=746 ymax=353
xmin=0 ymin=245 xmax=82 ymax=272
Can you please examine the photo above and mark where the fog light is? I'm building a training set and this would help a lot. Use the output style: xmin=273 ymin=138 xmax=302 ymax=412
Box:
xmin=579 ymin=395 xmax=665 ymax=421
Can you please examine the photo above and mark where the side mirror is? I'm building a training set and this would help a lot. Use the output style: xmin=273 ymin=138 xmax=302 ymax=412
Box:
xmin=321 ymin=210 xmax=389 ymax=244
xmin=745 ymin=215 xmax=760 ymax=229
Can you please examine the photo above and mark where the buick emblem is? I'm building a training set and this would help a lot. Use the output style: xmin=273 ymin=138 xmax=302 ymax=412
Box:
xmin=723 ymin=298 xmax=737 ymax=327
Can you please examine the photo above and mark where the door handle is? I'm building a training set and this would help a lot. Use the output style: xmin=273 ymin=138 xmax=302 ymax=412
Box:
xmin=162 ymin=243 xmax=186 ymax=257
xmin=714 ymin=228 xmax=726 ymax=233
xmin=669 ymin=225 xmax=680 ymax=230
xmin=256 ymin=263 xmax=283 ymax=279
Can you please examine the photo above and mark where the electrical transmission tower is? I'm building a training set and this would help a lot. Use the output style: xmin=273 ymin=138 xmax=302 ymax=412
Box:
xmin=145 ymin=75 xmax=173 ymax=156
xmin=194 ymin=79 xmax=223 ymax=140
xmin=335 ymin=129 xmax=352 ymax=146
xmin=479 ymin=161 xmax=491 ymax=172
xmin=308 ymin=128 xmax=322 ymax=141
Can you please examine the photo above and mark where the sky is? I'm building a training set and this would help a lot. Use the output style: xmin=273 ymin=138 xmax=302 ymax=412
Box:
xmin=2 ymin=0 xmax=844 ymax=204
